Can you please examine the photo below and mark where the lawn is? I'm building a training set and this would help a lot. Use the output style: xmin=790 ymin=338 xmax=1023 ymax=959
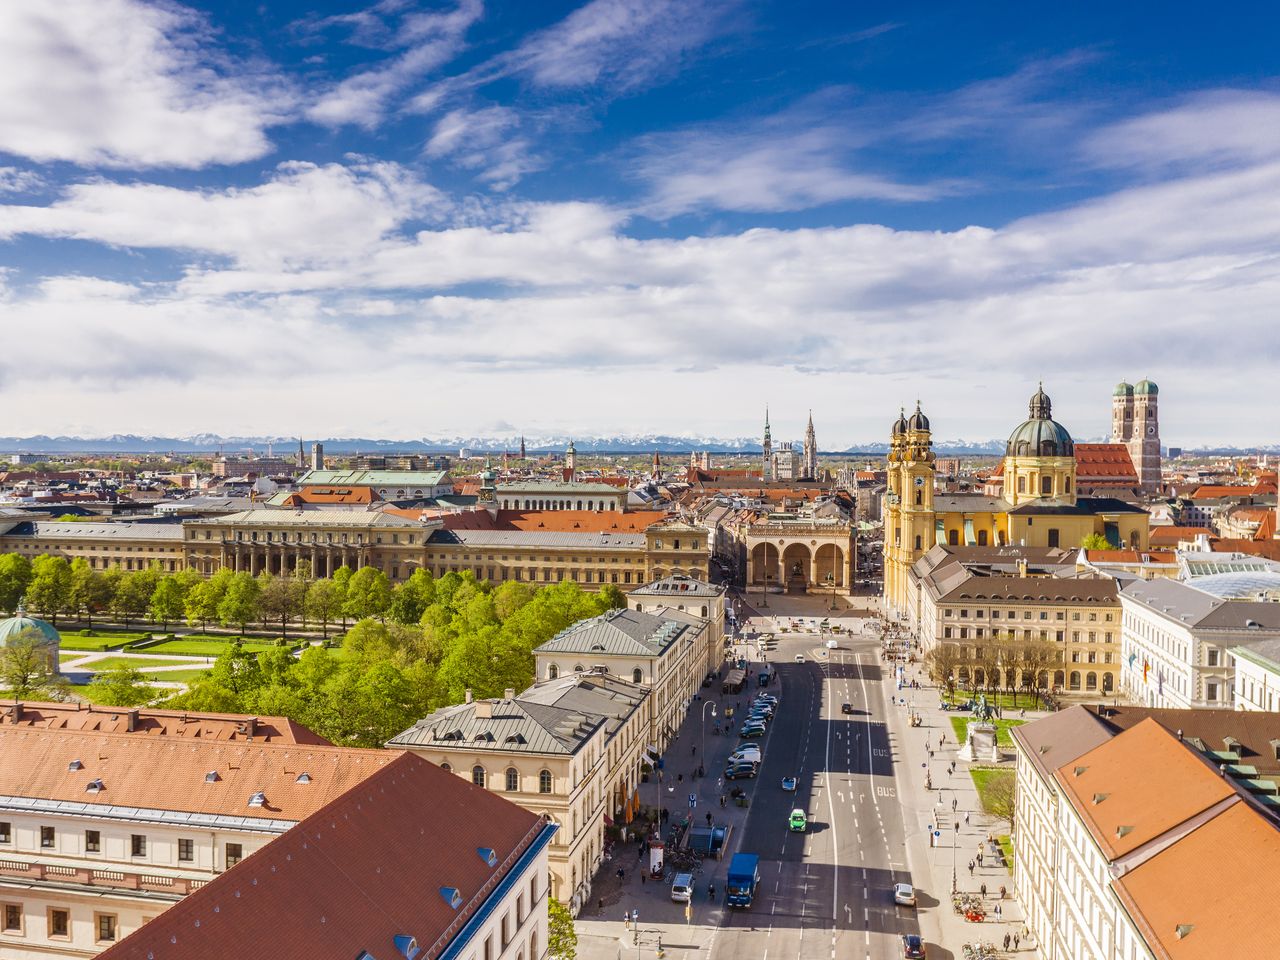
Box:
xmin=59 ymin=634 xmax=131 ymax=651
xmin=942 ymin=689 xmax=1045 ymax=711
xmin=141 ymin=638 xmax=281 ymax=656
xmin=143 ymin=668 xmax=212 ymax=684
xmin=970 ymin=767 xmax=1016 ymax=818
xmin=951 ymin=716 xmax=1026 ymax=748
xmin=997 ymin=834 xmax=1014 ymax=868
xmin=82 ymin=656 xmax=202 ymax=671
xmin=59 ymin=652 xmax=89 ymax=663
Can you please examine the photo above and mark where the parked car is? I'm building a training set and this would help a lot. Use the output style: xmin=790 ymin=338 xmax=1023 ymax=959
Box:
xmin=893 ymin=883 xmax=916 ymax=907
xmin=729 ymin=746 xmax=761 ymax=764
xmin=725 ymin=762 xmax=758 ymax=780
xmin=788 ymin=809 xmax=807 ymax=832
xmin=671 ymin=873 xmax=694 ymax=903
xmin=794 ymin=654 xmax=806 ymax=663
xmin=740 ymin=724 xmax=766 ymax=739
xmin=780 ymin=776 xmax=797 ymax=792
xmin=901 ymin=934 xmax=926 ymax=958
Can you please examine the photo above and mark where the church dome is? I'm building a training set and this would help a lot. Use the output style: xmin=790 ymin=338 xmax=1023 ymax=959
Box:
xmin=907 ymin=402 xmax=930 ymax=432
xmin=0 ymin=612 xmax=61 ymax=651
xmin=1113 ymin=381 xmax=1133 ymax=397
xmin=1006 ymin=385 xmax=1074 ymax=457
xmin=1135 ymin=378 xmax=1158 ymax=396
xmin=891 ymin=409 xmax=909 ymax=436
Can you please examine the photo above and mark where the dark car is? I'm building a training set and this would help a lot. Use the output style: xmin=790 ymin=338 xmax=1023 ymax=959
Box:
xmin=724 ymin=762 xmax=758 ymax=780
xmin=841 ymin=703 xmax=853 ymax=714
xmin=901 ymin=934 xmax=926 ymax=959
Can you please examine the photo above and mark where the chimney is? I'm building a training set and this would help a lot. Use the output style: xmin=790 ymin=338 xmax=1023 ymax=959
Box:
xmin=247 ymin=716 xmax=258 ymax=738
xmin=474 ymin=700 xmax=493 ymax=719
xmin=126 ymin=709 xmax=139 ymax=732
xmin=464 ymin=689 xmax=473 ymax=704
xmin=1017 ymin=558 xmax=1028 ymax=578
xmin=504 ymin=688 xmax=515 ymax=701
xmin=10 ymin=702 xmax=21 ymax=723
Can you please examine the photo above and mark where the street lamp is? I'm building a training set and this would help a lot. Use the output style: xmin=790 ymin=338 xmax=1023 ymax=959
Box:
xmin=825 ymin=572 xmax=836 ymax=611
xmin=700 ymin=702 xmax=718 ymax=761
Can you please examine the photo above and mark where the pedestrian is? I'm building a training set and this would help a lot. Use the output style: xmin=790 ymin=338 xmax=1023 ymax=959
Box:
xmin=940 ymin=732 xmax=946 ymax=746
xmin=964 ymin=811 xmax=971 ymax=825
xmin=637 ymin=845 xmax=643 ymax=861
xmin=1003 ymin=933 xmax=1011 ymax=950
xmin=598 ymin=897 xmax=604 ymax=911
xmin=617 ymin=867 xmax=625 ymax=881
xmin=952 ymin=797 xmax=958 ymax=812
xmin=977 ymin=851 xmax=984 ymax=866
xmin=1000 ymin=884 xmax=1007 ymax=900
xmin=1014 ymin=934 xmax=1021 ymax=949
xmin=641 ymin=872 xmax=646 ymax=886
xmin=980 ymin=882 xmax=987 ymax=898
xmin=692 ymin=745 xmax=697 ymax=756
xmin=968 ymin=861 xmax=975 ymax=876
xmin=996 ymin=903 xmax=1003 ymax=920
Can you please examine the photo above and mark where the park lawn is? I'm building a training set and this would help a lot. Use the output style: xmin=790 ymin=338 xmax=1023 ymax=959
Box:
xmin=142 ymin=638 xmax=280 ymax=656
xmin=59 ymin=652 xmax=89 ymax=663
xmin=942 ymin=690 xmax=1044 ymax=711
xmin=143 ymin=668 xmax=212 ymax=683
xmin=84 ymin=656 xmax=202 ymax=671
xmin=998 ymin=834 xmax=1014 ymax=868
xmin=950 ymin=716 xmax=1026 ymax=747
xmin=970 ymin=767 xmax=1015 ymax=817
xmin=59 ymin=635 xmax=131 ymax=651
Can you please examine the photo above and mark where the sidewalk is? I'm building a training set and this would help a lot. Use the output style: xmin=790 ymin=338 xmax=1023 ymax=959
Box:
xmin=881 ymin=658 xmax=1040 ymax=956
xmin=574 ymin=667 xmax=759 ymax=960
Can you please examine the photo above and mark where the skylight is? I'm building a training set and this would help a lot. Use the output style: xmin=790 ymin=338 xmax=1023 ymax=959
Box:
xmin=248 ymin=791 xmax=266 ymax=807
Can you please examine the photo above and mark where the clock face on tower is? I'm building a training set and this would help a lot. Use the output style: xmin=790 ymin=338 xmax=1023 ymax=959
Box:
xmin=1147 ymin=425 xmax=1156 ymax=435
xmin=914 ymin=476 xmax=925 ymax=487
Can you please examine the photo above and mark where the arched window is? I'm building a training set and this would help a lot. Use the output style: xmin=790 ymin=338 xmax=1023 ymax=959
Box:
xmin=977 ymin=530 xmax=989 ymax=546
xmin=1041 ymin=475 xmax=1053 ymax=495
xmin=440 ymin=762 xmax=451 ymax=773
xmin=914 ymin=535 xmax=922 ymax=550
xmin=632 ymin=668 xmax=643 ymax=684
xmin=548 ymin=664 xmax=559 ymax=680
xmin=472 ymin=765 xmax=486 ymax=787
xmin=1065 ymin=477 xmax=1072 ymax=493
xmin=914 ymin=491 xmax=922 ymax=505
xmin=506 ymin=767 xmax=519 ymax=792
xmin=539 ymin=770 xmax=553 ymax=794
xmin=1017 ymin=476 xmax=1027 ymax=494
xmin=948 ymin=529 xmax=959 ymax=546
xmin=574 ymin=664 xmax=584 ymax=673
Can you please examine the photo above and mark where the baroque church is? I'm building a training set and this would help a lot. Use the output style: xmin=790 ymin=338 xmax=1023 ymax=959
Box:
xmin=882 ymin=386 xmax=1151 ymax=615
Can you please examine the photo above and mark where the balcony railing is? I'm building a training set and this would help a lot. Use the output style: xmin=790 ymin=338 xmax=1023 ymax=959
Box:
xmin=0 ymin=858 xmax=201 ymax=896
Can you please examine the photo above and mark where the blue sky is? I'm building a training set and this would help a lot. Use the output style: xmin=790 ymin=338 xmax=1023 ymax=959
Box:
xmin=1 ymin=0 xmax=1278 ymax=446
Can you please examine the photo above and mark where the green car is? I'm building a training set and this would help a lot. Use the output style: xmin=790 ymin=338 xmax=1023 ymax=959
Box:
xmin=788 ymin=809 xmax=807 ymax=832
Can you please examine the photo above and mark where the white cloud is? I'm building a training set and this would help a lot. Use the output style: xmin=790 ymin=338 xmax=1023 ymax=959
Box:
xmin=0 ymin=161 xmax=442 ymax=270
xmin=0 ymin=168 xmax=44 ymax=194
xmin=1083 ymin=89 xmax=1280 ymax=171
xmin=305 ymin=0 xmax=482 ymax=128
xmin=425 ymin=105 xmax=543 ymax=189
xmin=0 ymin=0 xmax=291 ymax=169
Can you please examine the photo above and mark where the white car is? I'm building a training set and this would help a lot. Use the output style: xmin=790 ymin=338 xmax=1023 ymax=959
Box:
xmin=893 ymin=883 xmax=916 ymax=907
xmin=671 ymin=873 xmax=694 ymax=903
xmin=825 ymin=639 xmax=838 ymax=649
xmin=794 ymin=654 xmax=806 ymax=663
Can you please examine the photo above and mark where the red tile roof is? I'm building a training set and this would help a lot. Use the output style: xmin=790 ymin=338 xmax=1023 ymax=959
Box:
xmin=0 ymin=702 xmax=328 ymax=744
xmin=0 ymin=727 xmax=394 ymax=822
xmin=1074 ymin=443 xmax=1140 ymax=483
xmin=1189 ymin=484 xmax=1257 ymax=500
xmin=97 ymin=753 xmax=547 ymax=960
xmin=287 ymin=486 xmax=380 ymax=504
xmin=1085 ymin=549 xmax=1177 ymax=564
xmin=1255 ymin=510 xmax=1277 ymax=541
xmin=1210 ymin=539 xmax=1280 ymax=560
xmin=1149 ymin=526 xmax=1214 ymax=543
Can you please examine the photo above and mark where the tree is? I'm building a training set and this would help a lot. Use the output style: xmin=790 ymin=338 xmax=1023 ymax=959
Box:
xmin=548 ymin=898 xmax=578 ymax=960
xmin=25 ymin=555 xmax=72 ymax=624
xmin=258 ymin=574 xmax=306 ymax=639
xmin=186 ymin=568 xmax=233 ymax=629
xmin=149 ymin=576 xmax=187 ymax=630
xmin=981 ymin=770 xmax=1017 ymax=831
xmin=0 ymin=629 xmax=66 ymax=698
xmin=331 ymin=565 xmax=354 ymax=628
xmin=218 ymin=573 xmax=262 ymax=636
xmin=1080 ymin=532 xmax=1112 ymax=550
xmin=69 ymin=558 xmax=112 ymax=626
xmin=598 ymin=583 xmax=626 ymax=610
xmin=0 ymin=554 xmax=33 ymax=614
xmin=111 ymin=570 xmax=156 ymax=628
xmin=209 ymin=641 xmax=262 ymax=695
xmin=305 ymin=578 xmax=341 ymax=639
xmin=344 ymin=566 xmax=391 ymax=622
xmin=388 ymin=568 xmax=436 ymax=625
xmin=85 ymin=665 xmax=158 ymax=707
xmin=924 ymin=643 xmax=961 ymax=697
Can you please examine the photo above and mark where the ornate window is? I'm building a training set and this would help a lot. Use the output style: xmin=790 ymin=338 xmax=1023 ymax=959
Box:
xmin=539 ymin=770 xmax=553 ymax=794
xmin=472 ymin=765 xmax=486 ymax=787
xmin=506 ymin=767 xmax=519 ymax=792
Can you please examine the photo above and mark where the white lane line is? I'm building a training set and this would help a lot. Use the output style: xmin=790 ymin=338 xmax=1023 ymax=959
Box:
xmin=822 ymin=645 xmax=841 ymax=925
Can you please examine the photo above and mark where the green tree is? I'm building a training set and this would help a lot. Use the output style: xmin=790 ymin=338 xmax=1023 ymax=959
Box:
xmin=218 ymin=573 xmax=262 ymax=636
xmin=24 ymin=555 xmax=72 ymax=624
xmin=149 ymin=575 xmax=187 ymax=630
xmin=343 ymin=566 xmax=391 ymax=622
xmin=305 ymin=578 xmax=341 ymax=639
xmin=0 ymin=553 xmax=33 ymax=614
xmin=69 ymin=558 xmax=113 ymax=626
xmin=598 ymin=583 xmax=626 ymax=610
xmin=331 ymin=565 xmax=354 ymax=628
xmin=111 ymin=570 xmax=156 ymax=628
xmin=185 ymin=568 xmax=233 ymax=629
xmin=258 ymin=573 xmax=306 ymax=639
xmin=548 ymin=899 xmax=578 ymax=960
xmin=85 ymin=665 xmax=158 ymax=707
xmin=0 ymin=628 xmax=66 ymax=698
xmin=1080 ymin=532 xmax=1112 ymax=550
xmin=388 ymin=568 xmax=436 ymax=625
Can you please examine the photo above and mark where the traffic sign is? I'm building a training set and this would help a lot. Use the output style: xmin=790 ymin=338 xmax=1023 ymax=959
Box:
xmin=688 ymin=793 xmax=697 ymax=809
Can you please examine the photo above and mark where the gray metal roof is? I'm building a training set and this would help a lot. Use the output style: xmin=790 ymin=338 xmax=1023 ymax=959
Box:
xmin=1120 ymin=577 xmax=1280 ymax=629
xmin=429 ymin=529 xmax=645 ymax=549
xmin=1188 ymin=572 xmax=1280 ymax=601
xmin=0 ymin=794 xmax=295 ymax=835
xmin=536 ymin=608 xmax=696 ymax=657
xmin=298 ymin=469 xmax=450 ymax=487
xmin=187 ymin=509 xmax=424 ymax=528
xmin=630 ymin=575 xmax=724 ymax=598
xmin=387 ymin=697 xmax=604 ymax=756
xmin=519 ymin=675 xmax=647 ymax=737
xmin=17 ymin=521 xmax=185 ymax=540
xmin=497 ymin=480 xmax=625 ymax=495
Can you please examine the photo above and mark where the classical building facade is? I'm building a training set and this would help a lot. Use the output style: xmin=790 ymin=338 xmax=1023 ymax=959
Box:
xmin=1111 ymin=379 xmax=1161 ymax=494
xmin=745 ymin=518 xmax=855 ymax=596
xmin=884 ymin=387 xmax=1151 ymax=616
xmin=495 ymin=480 xmax=627 ymax=513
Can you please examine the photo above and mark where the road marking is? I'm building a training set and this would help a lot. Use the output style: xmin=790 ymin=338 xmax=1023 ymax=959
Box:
xmin=822 ymin=645 xmax=840 ymax=925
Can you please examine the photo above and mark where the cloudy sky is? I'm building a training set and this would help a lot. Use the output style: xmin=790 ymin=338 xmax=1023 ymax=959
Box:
xmin=1 ymin=1 xmax=1278 ymax=447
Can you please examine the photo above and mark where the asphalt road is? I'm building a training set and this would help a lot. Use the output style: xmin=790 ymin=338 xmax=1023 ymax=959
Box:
xmin=710 ymin=625 xmax=923 ymax=960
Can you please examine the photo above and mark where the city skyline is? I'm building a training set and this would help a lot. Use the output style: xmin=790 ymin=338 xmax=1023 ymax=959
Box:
xmin=1 ymin=2 xmax=1279 ymax=444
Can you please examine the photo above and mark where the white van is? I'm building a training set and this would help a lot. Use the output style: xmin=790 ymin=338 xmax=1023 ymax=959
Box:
xmin=729 ymin=746 xmax=762 ymax=764
xmin=671 ymin=872 xmax=694 ymax=902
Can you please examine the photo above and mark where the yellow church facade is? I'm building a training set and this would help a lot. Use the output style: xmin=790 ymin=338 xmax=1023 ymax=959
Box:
xmin=883 ymin=387 xmax=1150 ymax=616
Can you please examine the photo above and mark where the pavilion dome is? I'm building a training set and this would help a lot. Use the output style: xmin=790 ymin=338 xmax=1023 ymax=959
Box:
xmin=1135 ymin=378 xmax=1159 ymax=396
xmin=1006 ymin=385 xmax=1075 ymax=457
xmin=0 ymin=611 xmax=61 ymax=652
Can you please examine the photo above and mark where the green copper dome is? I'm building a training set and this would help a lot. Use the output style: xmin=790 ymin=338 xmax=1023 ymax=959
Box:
xmin=1113 ymin=381 xmax=1133 ymax=397
xmin=0 ymin=612 xmax=61 ymax=650
xmin=1006 ymin=385 xmax=1074 ymax=457
xmin=1135 ymin=378 xmax=1158 ymax=396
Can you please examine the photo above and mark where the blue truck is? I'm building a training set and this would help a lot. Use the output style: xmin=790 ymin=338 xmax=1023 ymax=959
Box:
xmin=725 ymin=852 xmax=761 ymax=908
